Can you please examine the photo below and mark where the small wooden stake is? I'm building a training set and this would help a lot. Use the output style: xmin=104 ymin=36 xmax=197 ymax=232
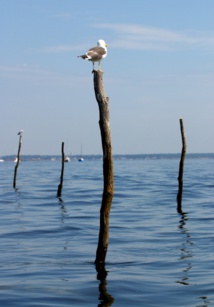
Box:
xmin=93 ymin=70 xmax=114 ymax=270
xmin=13 ymin=132 xmax=23 ymax=189
xmin=57 ymin=142 xmax=65 ymax=197
xmin=177 ymin=119 xmax=187 ymax=213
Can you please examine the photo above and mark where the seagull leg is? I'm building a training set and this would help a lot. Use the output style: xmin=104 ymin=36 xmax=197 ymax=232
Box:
xmin=98 ymin=61 xmax=101 ymax=71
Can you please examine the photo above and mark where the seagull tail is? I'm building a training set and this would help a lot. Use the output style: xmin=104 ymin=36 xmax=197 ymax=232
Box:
xmin=77 ymin=54 xmax=88 ymax=60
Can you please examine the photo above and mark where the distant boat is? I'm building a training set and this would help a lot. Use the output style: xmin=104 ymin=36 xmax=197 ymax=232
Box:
xmin=14 ymin=157 xmax=18 ymax=163
xmin=78 ymin=145 xmax=84 ymax=162
xmin=0 ymin=158 xmax=4 ymax=162
xmin=64 ymin=156 xmax=70 ymax=162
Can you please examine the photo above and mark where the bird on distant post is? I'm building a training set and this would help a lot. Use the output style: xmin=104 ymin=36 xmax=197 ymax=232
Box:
xmin=17 ymin=130 xmax=23 ymax=136
xmin=77 ymin=39 xmax=108 ymax=72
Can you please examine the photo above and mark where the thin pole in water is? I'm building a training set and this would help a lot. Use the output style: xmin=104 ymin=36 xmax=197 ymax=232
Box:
xmin=13 ymin=130 xmax=23 ymax=189
xmin=93 ymin=70 xmax=114 ymax=271
xmin=57 ymin=142 xmax=65 ymax=198
xmin=177 ymin=118 xmax=187 ymax=213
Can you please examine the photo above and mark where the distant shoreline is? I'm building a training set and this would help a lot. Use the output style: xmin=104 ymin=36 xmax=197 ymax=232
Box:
xmin=1 ymin=153 xmax=214 ymax=162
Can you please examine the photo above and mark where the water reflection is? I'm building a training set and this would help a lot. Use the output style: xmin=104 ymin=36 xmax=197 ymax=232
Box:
xmin=96 ymin=266 xmax=114 ymax=307
xmin=14 ymin=187 xmax=23 ymax=209
xmin=176 ymin=212 xmax=193 ymax=286
xmin=58 ymin=198 xmax=68 ymax=223
xmin=196 ymin=296 xmax=211 ymax=307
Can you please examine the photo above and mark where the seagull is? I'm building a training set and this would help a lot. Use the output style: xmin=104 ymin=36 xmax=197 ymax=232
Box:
xmin=17 ymin=130 xmax=23 ymax=135
xmin=78 ymin=39 xmax=108 ymax=71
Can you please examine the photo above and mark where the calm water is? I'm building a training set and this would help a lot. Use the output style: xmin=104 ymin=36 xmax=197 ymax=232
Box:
xmin=0 ymin=155 xmax=213 ymax=307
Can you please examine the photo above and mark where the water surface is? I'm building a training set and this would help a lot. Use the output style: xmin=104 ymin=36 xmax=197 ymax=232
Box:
xmin=0 ymin=155 xmax=213 ymax=306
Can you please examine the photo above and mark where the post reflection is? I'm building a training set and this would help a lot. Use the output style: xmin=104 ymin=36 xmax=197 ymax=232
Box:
xmin=58 ymin=198 xmax=68 ymax=224
xmin=195 ymin=296 xmax=211 ymax=307
xmin=96 ymin=266 xmax=114 ymax=307
xmin=14 ymin=187 xmax=23 ymax=209
xmin=176 ymin=212 xmax=193 ymax=286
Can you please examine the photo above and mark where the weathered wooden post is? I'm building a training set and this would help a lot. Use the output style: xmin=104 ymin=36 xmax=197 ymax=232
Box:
xmin=13 ymin=130 xmax=23 ymax=189
xmin=93 ymin=70 xmax=114 ymax=270
xmin=57 ymin=142 xmax=65 ymax=197
xmin=177 ymin=119 xmax=187 ymax=213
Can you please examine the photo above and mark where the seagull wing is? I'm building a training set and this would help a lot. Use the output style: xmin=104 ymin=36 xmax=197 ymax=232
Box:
xmin=86 ymin=46 xmax=106 ymax=61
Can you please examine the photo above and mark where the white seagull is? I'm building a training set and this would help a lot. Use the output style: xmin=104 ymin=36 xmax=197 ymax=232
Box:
xmin=78 ymin=39 xmax=108 ymax=71
xmin=17 ymin=129 xmax=23 ymax=135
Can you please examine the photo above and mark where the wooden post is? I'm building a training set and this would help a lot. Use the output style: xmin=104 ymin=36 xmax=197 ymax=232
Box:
xmin=93 ymin=70 xmax=114 ymax=270
xmin=177 ymin=119 xmax=187 ymax=213
xmin=13 ymin=133 xmax=23 ymax=189
xmin=57 ymin=142 xmax=65 ymax=197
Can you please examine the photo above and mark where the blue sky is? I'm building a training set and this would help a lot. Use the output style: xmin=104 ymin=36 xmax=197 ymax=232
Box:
xmin=1 ymin=0 xmax=214 ymax=155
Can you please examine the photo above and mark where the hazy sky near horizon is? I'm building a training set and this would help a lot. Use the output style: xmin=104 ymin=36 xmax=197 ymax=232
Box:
xmin=1 ymin=0 xmax=214 ymax=155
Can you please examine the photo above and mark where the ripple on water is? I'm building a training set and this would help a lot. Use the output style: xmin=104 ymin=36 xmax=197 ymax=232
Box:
xmin=0 ymin=157 xmax=213 ymax=306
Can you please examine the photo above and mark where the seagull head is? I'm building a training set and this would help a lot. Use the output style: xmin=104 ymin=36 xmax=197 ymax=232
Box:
xmin=17 ymin=129 xmax=24 ymax=135
xmin=97 ymin=39 xmax=108 ymax=48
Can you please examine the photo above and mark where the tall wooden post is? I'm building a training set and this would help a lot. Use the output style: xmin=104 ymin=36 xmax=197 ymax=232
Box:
xmin=57 ymin=142 xmax=65 ymax=197
xmin=93 ymin=70 xmax=114 ymax=270
xmin=13 ymin=132 xmax=23 ymax=189
xmin=177 ymin=119 xmax=187 ymax=213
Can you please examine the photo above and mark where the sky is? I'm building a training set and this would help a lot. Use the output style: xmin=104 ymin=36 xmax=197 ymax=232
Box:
xmin=1 ymin=0 xmax=214 ymax=155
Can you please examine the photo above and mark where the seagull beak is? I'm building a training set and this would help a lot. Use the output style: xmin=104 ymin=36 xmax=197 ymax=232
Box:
xmin=105 ymin=43 xmax=108 ymax=47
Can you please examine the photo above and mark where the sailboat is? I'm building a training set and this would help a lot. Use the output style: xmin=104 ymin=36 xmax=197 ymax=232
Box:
xmin=64 ymin=141 xmax=71 ymax=162
xmin=64 ymin=156 xmax=70 ymax=162
xmin=0 ymin=153 xmax=4 ymax=162
xmin=78 ymin=145 xmax=84 ymax=162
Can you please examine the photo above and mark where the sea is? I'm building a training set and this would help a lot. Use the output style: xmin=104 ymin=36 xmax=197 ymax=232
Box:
xmin=0 ymin=154 xmax=213 ymax=307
